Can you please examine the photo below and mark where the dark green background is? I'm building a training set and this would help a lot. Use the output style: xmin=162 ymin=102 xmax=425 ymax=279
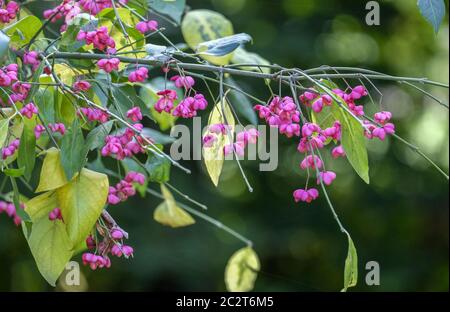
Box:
xmin=0 ymin=0 xmax=448 ymax=291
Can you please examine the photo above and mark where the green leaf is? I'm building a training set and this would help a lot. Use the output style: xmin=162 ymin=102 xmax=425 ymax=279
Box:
xmin=181 ymin=9 xmax=234 ymax=65
xmin=330 ymin=101 xmax=370 ymax=184
xmin=417 ymin=0 xmax=446 ymax=33
xmin=60 ymin=119 xmax=86 ymax=181
xmin=17 ymin=117 xmax=37 ymax=181
xmin=111 ymin=83 xmax=153 ymax=120
xmin=153 ymin=184 xmax=195 ymax=228
xmin=84 ymin=120 xmax=114 ymax=154
xmin=341 ymin=233 xmax=358 ymax=292
xmin=2 ymin=167 xmax=25 ymax=177
xmin=231 ymin=47 xmax=271 ymax=74
xmin=0 ymin=118 xmax=9 ymax=149
xmin=36 ymin=148 xmax=68 ymax=193
xmin=26 ymin=191 xmax=73 ymax=287
xmin=0 ymin=31 xmax=10 ymax=59
xmin=55 ymin=87 xmax=76 ymax=125
xmin=0 ymin=117 xmax=23 ymax=167
xmin=25 ymin=61 xmax=45 ymax=103
xmin=34 ymin=86 xmax=55 ymax=124
xmin=145 ymin=154 xmax=171 ymax=183
xmin=197 ymin=33 xmax=252 ymax=57
xmin=142 ymin=128 xmax=176 ymax=145
xmin=225 ymin=77 xmax=258 ymax=125
xmin=56 ymin=168 xmax=109 ymax=246
xmin=225 ymin=247 xmax=260 ymax=292
xmin=25 ymin=192 xmax=73 ymax=286
xmin=4 ymin=15 xmax=43 ymax=46
xmin=148 ymin=0 xmax=186 ymax=24
xmin=203 ymin=98 xmax=235 ymax=186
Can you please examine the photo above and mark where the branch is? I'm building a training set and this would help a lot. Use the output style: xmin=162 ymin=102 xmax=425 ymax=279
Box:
xmin=46 ymin=52 xmax=449 ymax=89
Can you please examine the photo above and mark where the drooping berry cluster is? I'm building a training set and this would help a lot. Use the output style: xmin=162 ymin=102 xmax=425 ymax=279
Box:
xmin=1 ymin=139 xmax=19 ymax=160
xmin=107 ymin=172 xmax=145 ymax=205
xmin=48 ymin=207 xmax=63 ymax=221
xmin=82 ymin=217 xmax=133 ymax=270
xmin=77 ymin=26 xmax=116 ymax=53
xmin=79 ymin=107 xmax=109 ymax=123
xmin=43 ymin=0 xmax=129 ymax=31
xmin=253 ymin=85 xmax=395 ymax=204
xmin=0 ymin=1 xmax=19 ymax=24
xmin=151 ymin=75 xmax=209 ymax=118
xmin=136 ymin=20 xmax=158 ymax=34
xmin=255 ymin=96 xmax=301 ymax=138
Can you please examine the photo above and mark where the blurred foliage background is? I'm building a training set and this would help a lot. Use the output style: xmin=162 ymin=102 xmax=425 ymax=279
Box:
xmin=0 ymin=0 xmax=448 ymax=291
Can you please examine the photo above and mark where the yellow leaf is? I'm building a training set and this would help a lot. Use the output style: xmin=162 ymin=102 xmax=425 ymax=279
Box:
xmin=153 ymin=184 xmax=195 ymax=228
xmin=27 ymin=216 xmax=73 ymax=286
xmin=0 ymin=118 xmax=9 ymax=149
xmin=225 ymin=247 xmax=260 ymax=292
xmin=203 ymin=98 xmax=235 ymax=186
xmin=56 ymin=168 xmax=109 ymax=245
xmin=25 ymin=190 xmax=73 ymax=286
xmin=181 ymin=10 xmax=234 ymax=65
xmin=25 ymin=190 xmax=58 ymax=222
xmin=36 ymin=148 xmax=68 ymax=193
xmin=53 ymin=63 xmax=88 ymax=85
xmin=341 ymin=233 xmax=358 ymax=292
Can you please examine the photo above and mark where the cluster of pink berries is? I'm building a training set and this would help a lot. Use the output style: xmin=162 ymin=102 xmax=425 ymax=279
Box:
xmin=79 ymin=107 xmax=109 ymax=123
xmin=203 ymin=125 xmax=260 ymax=157
xmin=20 ymin=102 xmax=39 ymax=119
xmin=0 ymin=63 xmax=36 ymax=107
xmin=0 ymin=200 xmax=24 ymax=226
xmin=126 ymin=107 xmax=142 ymax=122
xmin=154 ymin=90 xmax=177 ymax=113
xmin=43 ymin=0 xmax=80 ymax=31
xmin=1 ymin=139 xmax=19 ymax=160
xmin=73 ymin=80 xmax=91 ymax=92
xmin=34 ymin=123 xmax=66 ymax=139
xmin=172 ymin=94 xmax=208 ymax=118
xmin=48 ymin=207 xmax=63 ymax=221
xmin=203 ymin=123 xmax=229 ymax=148
xmin=254 ymin=96 xmax=301 ymax=138
xmin=107 ymin=171 xmax=145 ymax=205
xmin=152 ymin=75 xmax=208 ymax=117
xmin=79 ymin=0 xmax=128 ymax=15
xmin=82 ymin=217 xmax=133 ymax=270
xmin=97 ymin=58 xmax=120 ymax=73
xmin=10 ymin=82 xmax=31 ymax=103
xmin=128 ymin=67 xmax=149 ymax=83
xmin=77 ymin=26 xmax=116 ymax=52
xmin=228 ymin=129 xmax=259 ymax=157
xmin=82 ymin=241 xmax=133 ymax=270
xmin=48 ymin=123 xmax=66 ymax=135
xmin=364 ymin=111 xmax=395 ymax=141
xmin=43 ymin=0 xmax=129 ymax=30
xmin=0 ymin=63 xmax=18 ymax=87
xmin=252 ymin=85 xmax=395 ymax=204
xmin=170 ymin=75 xmax=195 ymax=90
xmin=135 ymin=20 xmax=158 ymax=34
xmin=0 ymin=1 xmax=19 ymax=24
xmin=101 ymin=125 xmax=145 ymax=160
xmin=23 ymin=51 xmax=40 ymax=71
